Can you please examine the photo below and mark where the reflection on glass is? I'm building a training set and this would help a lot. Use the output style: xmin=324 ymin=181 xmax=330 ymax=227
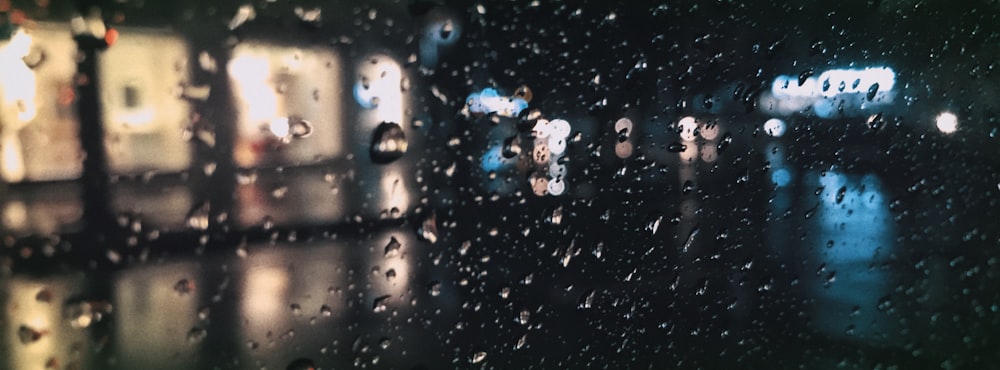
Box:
xmin=807 ymin=170 xmax=898 ymax=343
xmin=3 ymin=275 xmax=91 ymax=370
xmin=235 ymin=168 xmax=347 ymax=228
xmin=762 ymin=66 xmax=896 ymax=119
xmin=230 ymin=42 xmax=343 ymax=168
xmin=101 ymin=27 xmax=192 ymax=175
xmin=0 ymin=23 xmax=82 ymax=182
xmin=114 ymin=261 xmax=202 ymax=369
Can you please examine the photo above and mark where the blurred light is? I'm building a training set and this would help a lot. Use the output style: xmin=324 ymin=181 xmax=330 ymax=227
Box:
xmin=268 ymin=117 xmax=290 ymax=138
xmin=1 ymin=135 xmax=26 ymax=182
xmin=547 ymin=178 xmax=566 ymax=196
xmin=699 ymin=144 xmax=718 ymax=163
xmin=466 ymin=88 xmax=528 ymax=118
xmin=678 ymin=116 xmax=698 ymax=141
xmin=228 ymin=53 xmax=277 ymax=128
xmin=768 ymin=67 xmax=896 ymax=119
xmin=935 ymin=112 xmax=958 ymax=134
xmin=2 ymin=200 xmax=28 ymax=230
xmin=480 ymin=145 xmax=506 ymax=172
xmin=112 ymin=108 xmax=155 ymax=128
xmin=355 ymin=56 xmax=404 ymax=124
xmin=816 ymin=67 xmax=895 ymax=98
xmin=548 ymin=136 xmax=566 ymax=155
xmin=763 ymin=118 xmax=786 ymax=137
xmin=615 ymin=141 xmax=633 ymax=159
xmin=243 ymin=267 xmax=289 ymax=320
xmin=771 ymin=168 xmax=792 ymax=187
xmin=1 ymin=29 xmax=38 ymax=123
xmin=700 ymin=122 xmax=720 ymax=140
xmin=420 ymin=18 xmax=461 ymax=67
xmin=228 ymin=4 xmax=256 ymax=30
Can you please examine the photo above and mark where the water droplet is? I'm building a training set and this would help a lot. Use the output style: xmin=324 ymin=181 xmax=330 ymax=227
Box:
xmin=682 ymin=180 xmax=695 ymax=194
xmin=18 ymin=325 xmax=46 ymax=344
xmin=681 ymin=226 xmax=699 ymax=253
xmin=578 ymin=288 xmax=596 ymax=309
xmin=187 ymin=327 xmax=207 ymax=343
xmin=428 ymin=281 xmax=442 ymax=296
xmin=35 ymin=288 xmax=53 ymax=303
xmin=385 ymin=269 xmax=397 ymax=282
xmin=798 ymin=69 xmax=814 ymax=86
xmin=502 ymin=135 xmax=522 ymax=158
xmin=513 ymin=85 xmax=533 ymax=103
xmin=372 ymin=295 xmax=391 ymax=313
xmin=418 ymin=211 xmax=438 ymax=243
xmin=667 ymin=142 xmax=687 ymax=152
xmin=186 ymin=202 xmax=210 ymax=230
xmin=866 ymin=82 xmax=879 ymax=101
xmin=174 ymin=279 xmax=195 ymax=295
xmin=717 ymin=133 xmax=732 ymax=152
xmin=835 ymin=186 xmax=847 ymax=204
xmin=645 ymin=213 xmax=663 ymax=234
xmin=370 ymin=121 xmax=408 ymax=164
xmin=380 ymin=337 xmax=392 ymax=349
xmin=384 ymin=237 xmax=402 ymax=258
xmin=469 ymin=351 xmax=487 ymax=364
xmin=320 ymin=304 xmax=333 ymax=317
xmin=514 ymin=334 xmax=527 ymax=350
xmin=290 ymin=303 xmax=302 ymax=316
xmin=286 ymin=358 xmax=317 ymax=370
xmin=515 ymin=309 xmax=530 ymax=325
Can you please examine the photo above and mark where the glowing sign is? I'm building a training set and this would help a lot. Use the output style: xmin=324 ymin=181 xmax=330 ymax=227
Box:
xmin=466 ymin=88 xmax=528 ymax=118
xmin=772 ymin=67 xmax=895 ymax=99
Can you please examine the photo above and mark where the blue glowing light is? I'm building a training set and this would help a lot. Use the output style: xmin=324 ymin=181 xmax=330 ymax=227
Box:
xmin=771 ymin=168 xmax=792 ymax=187
xmin=480 ymin=145 xmax=506 ymax=172
xmin=466 ymin=88 xmax=529 ymax=118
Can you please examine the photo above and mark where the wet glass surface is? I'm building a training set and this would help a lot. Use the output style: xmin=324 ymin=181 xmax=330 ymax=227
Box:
xmin=1 ymin=1 xmax=999 ymax=369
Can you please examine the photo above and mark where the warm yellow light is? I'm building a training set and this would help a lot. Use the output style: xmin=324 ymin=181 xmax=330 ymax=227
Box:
xmin=1 ymin=29 xmax=38 ymax=124
xmin=229 ymin=53 xmax=278 ymax=132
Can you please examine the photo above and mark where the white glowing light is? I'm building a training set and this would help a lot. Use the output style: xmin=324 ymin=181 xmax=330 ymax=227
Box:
xmin=678 ymin=116 xmax=698 ymax=142
xmin=0 ymin=29 xmax=38 ymax=124
xmin=550 ymin=119 xmax=571 ymax=139
xmin=548 ymin=136 xmax=566 ymax=155
xmin=228 ymin=54 xmax=278 ymax=132
xmin=547 ymin=178 xmax=565 ymax=196
xmin=935 ymin=112 xmax=958 ymax=134
xmin=768 ymin=67 xmax=897 ymax=119
xmin=355 ymin=57 xmax=404 ymax=124
xmin=764 ymin=118 xmax=786 ymax=137
xmin=268 ymin=117 xmax=290 ymax=138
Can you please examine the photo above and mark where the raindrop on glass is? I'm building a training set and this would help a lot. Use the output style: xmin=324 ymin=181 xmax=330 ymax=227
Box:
xmin=187 ymin=327 xmax=207 ymax=343
xmin=372 ymin=295 xmax=391 ymax=313
xmin=18 ymin=325 xmax=46 ymax=344
xmin=174 ymin=279 xmax=195 ymax=295
xmin=469 ymin=351 xmax=487 ymax=364
xmin=418 ymin=211 xmax=439 ymax=243
xmin=370 ymin=121 xmax=408 ymax=164
xmin=384 ymin=236 xmax=402 ymax=258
